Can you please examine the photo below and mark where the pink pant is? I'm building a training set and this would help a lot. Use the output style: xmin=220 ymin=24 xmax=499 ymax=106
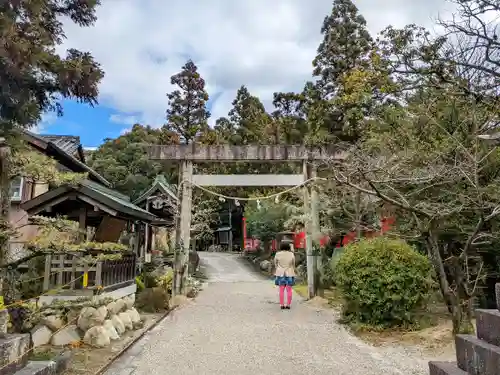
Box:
xmin=279 ymin=285 xmax=292 ymax=306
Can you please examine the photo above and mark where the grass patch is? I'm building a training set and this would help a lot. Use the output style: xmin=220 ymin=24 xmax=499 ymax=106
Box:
xmin=293 ymin=284 xmax=343 ymax=308
xmin=293 ymin=284 xmax=308 ymax=298
xmin=29 ymin=347 xmax=60 ymax=361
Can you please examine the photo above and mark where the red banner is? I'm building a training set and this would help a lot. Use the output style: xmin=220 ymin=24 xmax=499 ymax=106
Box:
xmin=294 ymin=231 xmax=306 ymax=249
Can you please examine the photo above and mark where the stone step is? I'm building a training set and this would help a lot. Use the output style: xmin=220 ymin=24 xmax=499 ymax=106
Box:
xmin=11 ymin=361 xmax=56 ymax=375
xmin=429 ymin=361 xmax=468 ymax=375
xmin=476 ymin=309 xmax=500 ymax=346
xmin=456 ymin=334 xmax=500 ymax=375
xmin=0 ymin=334 xmax=31 ymax=375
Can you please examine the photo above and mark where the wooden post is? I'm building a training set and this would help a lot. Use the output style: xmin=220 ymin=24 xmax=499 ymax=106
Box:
xmin=43 ymin=254 xmax=52 ymax=291
xmin=56 ymin=255 xmax=63 ymax=286
xmin=78 ymin=207 xmax=87 ymax=243
xmin=176 ymin=160 xmax=193 ymax=295
xmin=303 ymin=160 xmax=315 ymax=299
xmin=95 ymin=261 xmax=102 ymax=288
xmin=70 ymin=255 xmax=76 ymax=290
xmin=143 ymin=200 xmax=150 ymax=263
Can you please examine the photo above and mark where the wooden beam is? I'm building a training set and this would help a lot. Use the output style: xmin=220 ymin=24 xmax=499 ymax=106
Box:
xmin=191 ymin=174 xmax=305 ymax=186
xmin=77 ymin=195 xmax=118 ymax=216
xmin=149 ymin=144 xmax=346 ymax=162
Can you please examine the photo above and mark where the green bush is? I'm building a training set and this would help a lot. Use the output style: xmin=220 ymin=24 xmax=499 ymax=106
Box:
xmin=335 ymin=237 xmax=433 ymax=328
xmin=136 ymin=287 xmax=170 ymax=313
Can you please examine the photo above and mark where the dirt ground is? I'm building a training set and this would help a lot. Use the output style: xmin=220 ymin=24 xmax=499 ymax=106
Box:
xmin=295 ymin=285 xmax=458 ymax=362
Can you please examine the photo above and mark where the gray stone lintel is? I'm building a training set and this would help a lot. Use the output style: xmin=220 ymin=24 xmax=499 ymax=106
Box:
xmin=149 ymin=144 xmax=346 ymax=162
xmin=191 ymin=174 xmax=304 ymax=187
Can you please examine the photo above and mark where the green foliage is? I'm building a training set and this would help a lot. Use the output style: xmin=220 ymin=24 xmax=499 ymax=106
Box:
xmin=311 ymin=0 xmax=374 ymax=142
xmin=336 ymin=237 xmax=433 ymax=328
xmin=165 ymin=60 xmax=211 ymax=144
xmin=87 ymin=124 xmax=178 ymax=199
xmin=11 ymin=148 xmax=87 ymax=185
xmin=0 ymin=0 xmax=104 ymax=132
xmin=156 ymin=268 xmax=174 ymax=293
xmin=245 ymin=200 xmax=289 ymax=242
xmin=135 ymin=276 xmax=145 ymax=293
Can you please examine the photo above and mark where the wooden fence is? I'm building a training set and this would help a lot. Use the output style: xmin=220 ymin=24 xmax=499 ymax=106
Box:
xmin=43 ymin=252 xmax=136 ymax=292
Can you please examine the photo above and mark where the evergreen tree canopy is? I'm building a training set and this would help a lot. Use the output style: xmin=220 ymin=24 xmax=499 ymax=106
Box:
xmin=165 ymin=60 xmax=211 ymax=144
xmin=0 ymin=0 xmax=104 ymax=134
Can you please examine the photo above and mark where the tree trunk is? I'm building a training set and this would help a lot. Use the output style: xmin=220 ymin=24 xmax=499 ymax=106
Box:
xmin=425 ymin=231 xmax=475 ymax=334
xmin=0 ymin=141 xmax=11 ymax=304
xmin=450 ymin=296 xmax=474 ymax=334
xmin=450 ymin=255 xmax=475 ymax=334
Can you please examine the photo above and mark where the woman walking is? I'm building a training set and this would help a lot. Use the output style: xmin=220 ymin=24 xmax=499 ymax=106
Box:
xmin=274 ymin=242 xmax=296 ymax=309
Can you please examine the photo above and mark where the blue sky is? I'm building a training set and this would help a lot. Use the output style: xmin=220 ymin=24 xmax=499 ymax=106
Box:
xmin=39 ymin=94 xmax=221 ymax=149
xmin=39 ymin=100 xmax=130 ymax=149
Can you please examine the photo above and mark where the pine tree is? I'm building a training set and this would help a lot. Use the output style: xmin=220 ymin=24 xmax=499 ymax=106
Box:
xmin=311 ymin=0 xmax=373 ymax=142
xmin=313 ymin=0 xmax=373 ymax=98
xmin=272 ymin=92 xmax=308 ymax=144
xmin=165 ymin=60 xmax=210 ymax=143
xmin=0 ymin=0 xmax=104 ymax=133
xmin=228 ymin=85 xmax=270 ymax=145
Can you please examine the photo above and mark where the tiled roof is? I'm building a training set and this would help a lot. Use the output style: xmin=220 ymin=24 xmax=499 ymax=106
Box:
xmin=39 ymin=135 xmax=81 ymax=157
xmin=22 ymin=179 xmax=161 ymax=223
xmin=133 ymin=174 xmax=178 ymax=205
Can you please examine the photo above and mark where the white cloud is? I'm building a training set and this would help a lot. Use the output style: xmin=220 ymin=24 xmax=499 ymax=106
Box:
xmin=31 ymin=112 xmax=58 ymax=134
xmin=109 ymin=114 xmax=140 ymax=126
xmin=58 ymin=0 xmax=450 ymax=128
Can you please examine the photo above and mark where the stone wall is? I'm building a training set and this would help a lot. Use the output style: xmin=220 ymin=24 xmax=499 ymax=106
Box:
xmin=30 ymin=293 xmax=143 ymax=349
xmin=429 ymin=283 xmax=500 ymax=375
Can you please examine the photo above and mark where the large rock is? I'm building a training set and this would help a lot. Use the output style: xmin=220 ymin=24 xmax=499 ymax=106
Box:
xmin=42 ymin=315 xmax=64 ymax=331
xmin=111 ymin=315 xmax=126 ymax=335
xmin=31 ymin=325 xmax=52 ymax=347
xmin=118 ymin=312 xmax=133 ymax=331
xmin=106 ymin=301 xmax=117 ymax=315
xmin=123 ymin=296 xmax=134 ymax=309
xmin=77 ymin=307 xmax=106 ymax=331
xmin=128 ymin=308 xmax=141 ymax=324
xmin=103 ymin=320 xmax=120 ymax=340
xmin=259 ymin=260 xmax=271 ymax=271
xmin=97 ymin=306 xmax=108 ymax=320
xmin=50 ymin=325 xmax=81 ymax=347
xmin=113 ymin=299 xmax=126 ymax=315
xmin=83 ymin=326 xmax=111 ymax=348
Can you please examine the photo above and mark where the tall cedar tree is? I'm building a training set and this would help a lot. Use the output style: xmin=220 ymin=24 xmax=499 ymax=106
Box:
xmin=165 ymin=60 xmax=210 ymax=144
xmin=0 ymin=0 xmax=104 ymax=133
xmin=228 ymin=85 xmax=269 ymax=145
xmin=312 ymin=0 xmax=373 ymax=142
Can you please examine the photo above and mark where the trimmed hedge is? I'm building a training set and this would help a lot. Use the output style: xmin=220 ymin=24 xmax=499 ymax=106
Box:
xmin=335 ymin=237 xmax=433 ymax=327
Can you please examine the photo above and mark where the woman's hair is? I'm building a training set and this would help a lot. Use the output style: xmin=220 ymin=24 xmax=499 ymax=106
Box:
xmin=279 ymin=242 xmax=292 ymax=251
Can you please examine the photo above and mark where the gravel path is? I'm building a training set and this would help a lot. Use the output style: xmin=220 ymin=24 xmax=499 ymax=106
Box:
xmin=104 ymin=253 xmax=431 ymax=375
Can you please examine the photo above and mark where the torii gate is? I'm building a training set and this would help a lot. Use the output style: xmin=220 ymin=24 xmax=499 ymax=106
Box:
xmin=148 ymin=144 xmax=345 ymax=297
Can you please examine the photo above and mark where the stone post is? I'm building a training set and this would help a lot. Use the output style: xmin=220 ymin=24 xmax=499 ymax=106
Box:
xmin=302 ymin=160 xmax=315 ymax=299
xmin=176 ymin=160 xmax=193 ymax=295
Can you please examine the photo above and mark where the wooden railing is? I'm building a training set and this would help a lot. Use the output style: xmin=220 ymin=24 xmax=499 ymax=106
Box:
xmin=43 ymin=252 xmax=136 ymax=292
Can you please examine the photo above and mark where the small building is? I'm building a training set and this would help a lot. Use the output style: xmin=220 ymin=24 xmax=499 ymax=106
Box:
xmin=8 ymin=131 xmax=112 ymax=261
xmin=133 ymin=175 xmax=178 ymax=258
xmin=11 ymin=131 xmax=165 ymax=303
